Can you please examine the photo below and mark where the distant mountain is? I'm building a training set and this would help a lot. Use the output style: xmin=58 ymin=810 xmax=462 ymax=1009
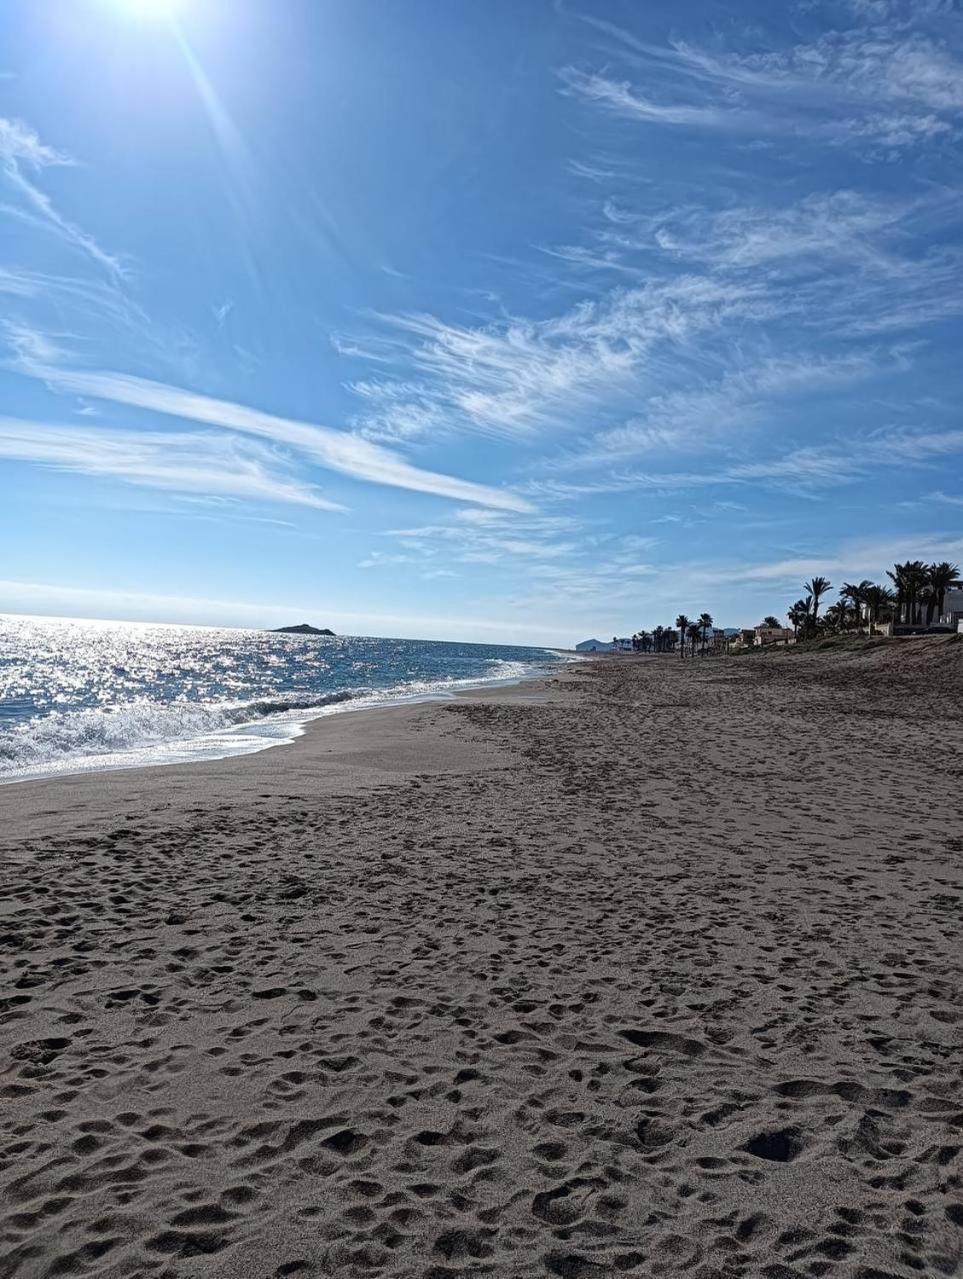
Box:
xmin=271 ymin=623 xmax=336 ymax=636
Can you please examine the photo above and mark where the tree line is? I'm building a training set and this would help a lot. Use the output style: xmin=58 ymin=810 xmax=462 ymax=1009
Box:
xmin=632 ymin=612 xmax=715 ymax=658
xmin=629 ymin=560 xmax=960 ymax=657
xmin=787 ymin=561 xmax=960 ymax=639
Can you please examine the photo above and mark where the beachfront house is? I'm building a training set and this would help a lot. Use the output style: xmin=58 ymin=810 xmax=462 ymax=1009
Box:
xmin=729 ymin=629 xmax=756 ymax=650
xmin=941 ymin=588 xmax=963 ymax=629
xmin=576 ymin=637 xmax=634 ymax=652
xmin=754 ymin=625 xmax=794 ymax=646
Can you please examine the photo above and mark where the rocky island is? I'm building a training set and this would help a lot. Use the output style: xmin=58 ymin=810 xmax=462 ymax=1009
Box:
xmin=270 ymin=623 xmax=336 ymax=636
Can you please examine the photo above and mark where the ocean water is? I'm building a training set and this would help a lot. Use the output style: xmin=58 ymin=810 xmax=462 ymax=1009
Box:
xmin=0 ymin=615 xmax=567 ymax=784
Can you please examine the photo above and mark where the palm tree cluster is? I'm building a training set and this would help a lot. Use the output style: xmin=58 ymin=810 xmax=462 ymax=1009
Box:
xmin=633 ymin=612 xmax=715 ymax=657
xmin=887 ymin=560 xmax=961 ymax=627
xmin=787 ymin=562 xmax=960 ymax=639
xmin=631 ymin=626 xmax=678 ymax=654
xmin=626 ymin=560 xmax=959 ymax=658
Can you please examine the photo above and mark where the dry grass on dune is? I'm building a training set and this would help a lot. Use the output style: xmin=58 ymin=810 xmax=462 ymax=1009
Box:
xmin=733 ymin=633 xmax=963 ymax=717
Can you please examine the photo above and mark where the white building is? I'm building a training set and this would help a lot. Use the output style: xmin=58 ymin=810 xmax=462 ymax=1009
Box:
xmin=754 ymin=625 xmax=794 ymax=646
xmin=575 ymin=637 xmax=636 ymax=652
xmin=941 ymin=588 xmax=963 ymax=628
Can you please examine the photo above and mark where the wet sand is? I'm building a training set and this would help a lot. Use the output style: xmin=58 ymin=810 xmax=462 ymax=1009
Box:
xmin=1 ymin=639 xmax=962 ymax=1278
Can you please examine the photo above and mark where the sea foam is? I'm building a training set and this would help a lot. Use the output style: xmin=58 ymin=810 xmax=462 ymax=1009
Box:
xmin=0 ymin=618 xmax=553 ymax=782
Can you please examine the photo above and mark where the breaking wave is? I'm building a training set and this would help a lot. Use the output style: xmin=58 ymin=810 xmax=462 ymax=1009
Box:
xmin=0 ymin=656 xmax=539 ymax=779
xmin=0 ymin=691 xmax=362 ymax=771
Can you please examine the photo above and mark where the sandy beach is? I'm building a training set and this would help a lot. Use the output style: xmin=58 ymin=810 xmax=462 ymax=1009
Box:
xmin=2 ymin=639 xmax=962 ymax=1279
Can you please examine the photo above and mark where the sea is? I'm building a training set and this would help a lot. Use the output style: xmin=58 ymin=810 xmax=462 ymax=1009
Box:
xmin=0 ymin=614 xmax=569 ymax=784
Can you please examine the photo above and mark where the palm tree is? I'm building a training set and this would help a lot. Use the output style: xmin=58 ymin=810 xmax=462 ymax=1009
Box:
xmin=887 ymin=564 xmax=907 ymax=625
xmin=887 ymin=561 xmax=927 ymax=626
xmin=862 ymin=584 xmax=895 ymax=634
xmin=921 ymin=587 xmax=937 ymax=627
xmin=687 ymin=622 xmax=701 ymax=657
xmin=762 ymin=615 xmax=781 ymax=629
xmin=905 ymin=561 xmax=927 ymax=624
xmin=840 ymin=581 xmax=872 ymax=634
xmin=926 ymin=562 xmax=961 ymax=624
xmin=698 ymin=612 xmax=713 ymax=655
xmin=787 ymin=597 xmax=811 ymax=640
xmin=825 ymin=600 xmax=849 ymax=633
xmin=675 ymin=614 xmax=690 ymax=660
xmin=805 ymin=577 xmax=832 ymax=634
xmin=857 ymin=579 xmax=874 ymax=632
xmin=839 ymin=583 xmax=855 ymax=632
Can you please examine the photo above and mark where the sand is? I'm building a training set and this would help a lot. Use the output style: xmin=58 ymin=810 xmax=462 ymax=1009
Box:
xmin=1 ymin=638 xmax=962 ymax=1279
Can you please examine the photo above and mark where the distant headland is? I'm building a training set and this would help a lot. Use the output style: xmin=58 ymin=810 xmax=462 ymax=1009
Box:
xmin=270 ymin=623 xmax=336 ymax=636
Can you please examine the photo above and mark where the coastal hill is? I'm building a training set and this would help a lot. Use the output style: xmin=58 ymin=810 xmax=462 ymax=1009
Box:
xmin=270 ymin=623 xmax=336 ymax=636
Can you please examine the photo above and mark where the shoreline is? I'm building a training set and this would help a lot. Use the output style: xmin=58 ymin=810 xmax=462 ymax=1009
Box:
xmin=0 ymin=654 xmax=578 ymax=790
xmin=2 ymin=644 xmax=960 ymax=1277
xmin=0 ymin=667 xmax=577 ymax=840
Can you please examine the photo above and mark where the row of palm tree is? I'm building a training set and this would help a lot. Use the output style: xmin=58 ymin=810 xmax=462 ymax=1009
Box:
xmin=787 ymin=562 xmax=960 ymax=639
xmin=787 ymin=575 xmax=833 ymax=639
xmin=636 ymin=611 xmax=715 ymax=658
xmin=633 ymin=626 xmax=678 ymax=653
xmin=627 ymin=560 xmax=959 ymax=657
xmin=887 ymin=560 xmax=960 ymax=626
xmin=633 ymin=619 xmax=712 ymax=655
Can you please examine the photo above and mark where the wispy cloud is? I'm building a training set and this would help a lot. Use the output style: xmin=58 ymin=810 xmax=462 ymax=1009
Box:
xmin=726 ymin=530 xmax=963 ymax=586
xmin=16 ymin=363 xmax=532 ymax=512
xmin=523 ymin=425 xmax=963 ymax=500
xmin=870 ymin=426 xmax=963 ymax=459
xmin=0 ymin=117 xmax=124 ymax=278
xmin=486 ymin=528 xmax=963 ymax=638
xmin=0 ymin=268 xmax=150 ymax=348
xmin=843 ymin=0 xmax=951 ymax=19
xmin=2 ymin=320 xmax=69 ymax=368
xmin=558 ymin=67 xmax=758 ymax=130
xmin=0 ymin=418 xmax=343 ymax=510
xmin=336 ymin=171 xmax=960 ymax=472
xmin=563 ymin=20 xmax=963 ymax=151
xmin=642 ymin=192 xmax=915 ymax=272
xmin=340 ymin=275 xmax=771 ymax=443
xmin=373 ymin=509 xmax=589 ymax=576
xmin=0 ymin=118 xmax=65 ymax=167
xmin=546 ymin=185 xmax=963 ymax=342
xmin=552 ymin=349 xmax=892 ymax=468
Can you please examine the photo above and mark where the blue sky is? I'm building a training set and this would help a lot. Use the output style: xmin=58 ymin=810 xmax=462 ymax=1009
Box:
xmin=1 ymin=0 xmax=961 ymax=646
